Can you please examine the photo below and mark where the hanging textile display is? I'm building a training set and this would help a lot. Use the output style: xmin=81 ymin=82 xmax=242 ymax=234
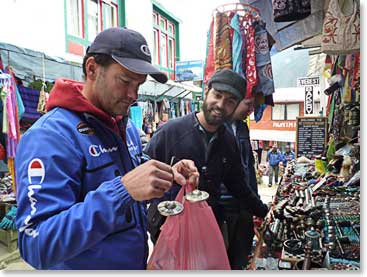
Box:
xmin=204 ymin=3 xmax=275 ymax=122
xmin=213 ymin=12 xmax=233 ymax=71
xmin=321 ymin=0 xmax=360 ymax=55
xmin=0 ymin=68 xmax=22 ymax=194
xmin=272 ymin=0 xmax=311 ymax=22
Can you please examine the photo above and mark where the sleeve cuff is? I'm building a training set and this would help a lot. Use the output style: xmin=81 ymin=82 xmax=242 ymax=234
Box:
xmin=109 ymin=176 xmax=134 ymax=205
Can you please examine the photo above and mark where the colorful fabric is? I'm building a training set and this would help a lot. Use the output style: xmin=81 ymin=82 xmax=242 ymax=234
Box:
xmin=321 ymin=0 xmax=360 ymax=54
xmin=18 ymin=86 xmax=42 ymax=119
xmin=214 ymin=12 xmax=232 ymax=71
xmin=242 ymin=13 xmax=257 ymax=99
xmin=204 ymin=19 xmax=215 ymax=85
xmin=254 ymin=20 xmax=275 ymax=97
xmin=230 ymin=14 xmax=245 ymax=78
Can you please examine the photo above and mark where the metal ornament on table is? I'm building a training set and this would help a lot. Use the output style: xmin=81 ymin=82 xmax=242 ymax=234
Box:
xmin=185 ymin=189 xmax=209 ymax=202
xmin=157 ymin=200 xmax=184 ymax=216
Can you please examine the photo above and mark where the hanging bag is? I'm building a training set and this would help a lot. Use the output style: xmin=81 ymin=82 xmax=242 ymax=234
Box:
xmin=147 ymin=183 xmax=230 ymax=270
xmin=321 ymin=0 xmax=360 ymax=54
xmin=272 ymin=0 xmax=311 ymax=22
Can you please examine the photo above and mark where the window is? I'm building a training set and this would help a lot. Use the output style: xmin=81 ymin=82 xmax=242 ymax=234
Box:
xmin=272 ymin=103 xmax=299 ymax=120
xmin=102 ymin=1 xmax=117 ymax=29
xmin=168 ymin=38 xmax=175 ymax=69
xmin=168 ymin=23 xmax=174 ymax=34
xmin=287 ymin=104 xmax=299 ymax=120
xmin=314 ymin=101 xmax=321 ymax=115
xmin=67 ymin=0 xmax=83 ymax=37
xmin=152 ymin=11 xmax=177 ymax=72
xmin=160 ymin=18 xmax=166 ymax=29
xmin=153 ymin=29 xmax=159 ymax=64
xmin=272 ymin=104 xmax=286 ymax=120
xmin=87 ymin=0 xmax=99 ymax=40
xmin=160 ymin=33 xmax=168 ymax=68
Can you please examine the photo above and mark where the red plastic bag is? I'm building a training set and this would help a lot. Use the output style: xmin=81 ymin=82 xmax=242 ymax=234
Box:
xmin=147 ymin=183 xmax=230 ymax=270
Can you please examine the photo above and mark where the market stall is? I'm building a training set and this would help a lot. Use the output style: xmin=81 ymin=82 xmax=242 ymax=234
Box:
xmin=249 ymin=154 xmax=360 ymax=270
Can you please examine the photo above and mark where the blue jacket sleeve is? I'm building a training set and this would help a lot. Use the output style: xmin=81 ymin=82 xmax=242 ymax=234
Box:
xmin=15 ymin=128 xmax=133 ymax=269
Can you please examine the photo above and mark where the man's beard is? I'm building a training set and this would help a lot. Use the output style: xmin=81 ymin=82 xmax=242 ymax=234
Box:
xmin=202 ymin=101 xmax=230 ymax=127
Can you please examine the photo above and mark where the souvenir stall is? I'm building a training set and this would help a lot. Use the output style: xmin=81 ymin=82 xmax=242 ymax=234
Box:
xmin=135 ymin=78 xmax=201 ymax=137
xmin=0 ymin=66 xmax=22 ymax=253
xmin=204 ymin=2 xmax=276 ymax=121
xmin=248 ymin=0 xmax=360 ymax=270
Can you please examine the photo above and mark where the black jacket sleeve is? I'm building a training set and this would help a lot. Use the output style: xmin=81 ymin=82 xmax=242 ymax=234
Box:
xmin=224 ymin=141 xmax=268 ymax=218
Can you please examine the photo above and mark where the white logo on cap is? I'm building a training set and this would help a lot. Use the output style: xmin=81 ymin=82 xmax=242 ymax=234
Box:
xmin=140 ymin=45 xmax=151 ymax=57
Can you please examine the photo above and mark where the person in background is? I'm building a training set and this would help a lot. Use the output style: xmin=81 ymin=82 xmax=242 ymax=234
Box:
xmin=15 ymin=27 xmax=199 ymax=270
xmin=282 ymin=145 xmax=295 ymax=167
xmin=267 ymin=146 xmax=282 ymax=187
xmin=219 ymin=96 xmax=262 ymax=269
xmin=144 ymin=69 xmax=268 ymax=247
xmin=142 ymin=116 xmax=152 ymax=139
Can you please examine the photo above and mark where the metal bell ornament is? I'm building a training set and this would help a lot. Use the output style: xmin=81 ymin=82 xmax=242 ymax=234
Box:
xmin=185 ymin=189 xmax=209 ymax=203
xmin=157 ymin=200 xmax=184 ymax=216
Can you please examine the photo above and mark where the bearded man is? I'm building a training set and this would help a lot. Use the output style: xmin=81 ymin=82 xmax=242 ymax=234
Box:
xmin=144 ymin=69 xmax=268 ymax=245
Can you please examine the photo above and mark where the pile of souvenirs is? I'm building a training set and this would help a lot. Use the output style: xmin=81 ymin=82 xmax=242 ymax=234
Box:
xmin=252 ymin=149 xmax=360 ymax=270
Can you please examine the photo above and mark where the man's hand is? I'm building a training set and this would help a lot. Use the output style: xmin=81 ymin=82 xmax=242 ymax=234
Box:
xmin=121 ymin=159 xmax=199 ymax=201
xmin=172 ymin=159 xmax=199 ymax=187
xmin=121 ymin=160 xmax=175 ymax=201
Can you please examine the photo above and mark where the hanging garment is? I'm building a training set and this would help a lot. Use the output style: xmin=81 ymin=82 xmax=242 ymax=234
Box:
xmin=214 ymin=12 xmax=232 ymax=71
xmin=130 ymin=106 xmax=143 ymax=131
xmin=242 ymin=13 xmax=257 ymax=99
xmin=18 ymin=86 xmax=42 ymax=120
xmin=321 ymin=0 xmax=360 ymax=54
xmin=272 ymin=0 xmax=311 ymax=22
xmin=253 ymin=20 xmax=275 ymax=97
xmin=230 ymin=14 xmax=245 ymax=79
xmin=204 ymin=19 xmax=215 ymax=84
xmin=0 ymin=84 xmax=9 ymax=134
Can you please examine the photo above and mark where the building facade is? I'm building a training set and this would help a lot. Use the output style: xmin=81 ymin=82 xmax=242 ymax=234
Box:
xmin=0 ymin=0 xmax=181 ymax=81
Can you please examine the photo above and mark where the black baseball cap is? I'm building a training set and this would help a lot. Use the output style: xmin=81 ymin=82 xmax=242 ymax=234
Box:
xmin=87 ymin=27 xmax=168 ymax=83
xmin=208 ymin=69 xmax=246 ymax=100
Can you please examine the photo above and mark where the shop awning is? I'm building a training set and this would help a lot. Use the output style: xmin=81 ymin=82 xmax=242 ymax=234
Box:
xmin=249 ymin=129 xmax=296 ymax=143
xmin=0 ymin=41 xmax=83 ymax=83
xmin=138 ymin=77 xmax=202 ymax=102
xmin=0 ymin=41 xmax=202 ymax=101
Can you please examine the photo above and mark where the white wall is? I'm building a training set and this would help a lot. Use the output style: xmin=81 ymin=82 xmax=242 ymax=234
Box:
xmin=0 ymin=0 xmax=66 ymax=58
xmin=124 ymin=0 xmax=154 ymax=54
xmin=0 ymin=0 xmax=158 ymax=63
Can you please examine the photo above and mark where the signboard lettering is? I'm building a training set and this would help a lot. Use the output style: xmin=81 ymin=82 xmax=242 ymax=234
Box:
xmin=304 ymin=86 xmax=314 ymax=115
xmin=297 ymin=77 xmax=320 ymax=87
xmin=296 ymin=117 xmax=327 ymax=158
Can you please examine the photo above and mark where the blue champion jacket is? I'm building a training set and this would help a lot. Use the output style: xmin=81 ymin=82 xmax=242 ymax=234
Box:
xmin=15 ymin=79 xmax=148 ymax=269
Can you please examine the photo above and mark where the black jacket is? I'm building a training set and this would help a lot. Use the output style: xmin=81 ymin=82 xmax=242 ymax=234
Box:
xmin=144 ymin=113 xmax=268 ymax=220
xmin=220 ymin=120 xmax=259 ymax=210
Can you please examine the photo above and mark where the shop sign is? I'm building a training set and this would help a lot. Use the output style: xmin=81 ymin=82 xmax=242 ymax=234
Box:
xmin=175 ymin=60 xmax=203 ymax=81
xmin=297 ymin=76 xmax=319 ymax=87
xmin=304 ymin=86 xmax=314 ymax=115
xmin=272 ymin=122 xmax=296 ymax=128
xmin=296 ymin=116 xmax=327 ymax=158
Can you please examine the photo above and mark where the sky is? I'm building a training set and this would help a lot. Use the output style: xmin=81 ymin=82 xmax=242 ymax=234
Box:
xmin=156 ymin=0 xmax=240 ymax=62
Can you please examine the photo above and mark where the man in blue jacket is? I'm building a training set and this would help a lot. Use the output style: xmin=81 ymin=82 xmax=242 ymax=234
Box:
xmin=282 ymin=145 xmax=295 ymax=167
xmin=144 ymin=69 xmax=268 ymax=246
xmin=15 ymin=27 xmax=199 ymax=270
xmin=267 ymin=146 xmax=282 ymax=187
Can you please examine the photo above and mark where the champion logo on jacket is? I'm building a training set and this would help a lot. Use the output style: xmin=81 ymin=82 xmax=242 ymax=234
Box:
xmin=89 ymin=144 xmax=118 ymax=157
